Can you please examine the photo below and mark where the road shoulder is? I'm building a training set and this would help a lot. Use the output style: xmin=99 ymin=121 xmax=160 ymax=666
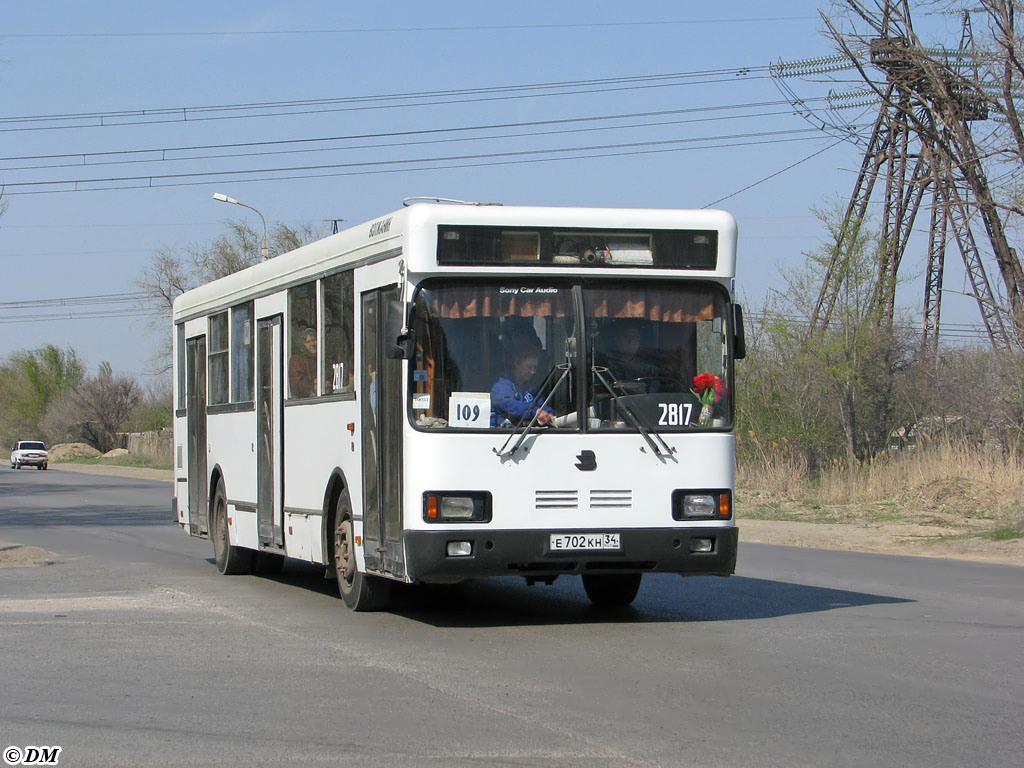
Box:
xmin=740 ymin=518 xmax=1024 ymax=567
xmin=48 ymin=462 xmax=173 ymax=483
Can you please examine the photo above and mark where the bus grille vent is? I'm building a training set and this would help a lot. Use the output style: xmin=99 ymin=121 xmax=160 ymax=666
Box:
xmin=589 ymin=490 xmax=632 ymax=509
xmin=535 ymin=490 xmax=579 ymax=510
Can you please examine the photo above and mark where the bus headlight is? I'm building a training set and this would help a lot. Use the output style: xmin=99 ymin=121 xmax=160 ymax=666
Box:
xmin=672 ymin=490 xmax=732 ymax=520
xmin=423 ymin=492 xmax=492 ymax=523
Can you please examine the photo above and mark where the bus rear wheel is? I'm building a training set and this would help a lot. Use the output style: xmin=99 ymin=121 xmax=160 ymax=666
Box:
xmin=212 ymin=481 xmax=253 ymax=575
xmin=333 ymin=492 xmax=388 ymax=611
xmin=581 ymin=573 xmax=643 ymax=606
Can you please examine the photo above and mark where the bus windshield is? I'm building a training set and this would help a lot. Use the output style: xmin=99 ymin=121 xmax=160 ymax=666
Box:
xmin=411 ymin=279 xmax=732 ymax=432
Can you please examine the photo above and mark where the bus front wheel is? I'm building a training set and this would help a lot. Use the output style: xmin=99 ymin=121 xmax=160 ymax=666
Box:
xmin=212 ymin=481 xmax=253 ymax=575
xmin=581 ymin=573 xmax=642 ymax=606
xmin=333 ymin=493 xmax=388 ymax=611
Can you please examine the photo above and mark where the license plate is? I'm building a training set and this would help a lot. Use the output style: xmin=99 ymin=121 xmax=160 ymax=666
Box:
xmin=549 ymin=532 xmax=621 ymax=551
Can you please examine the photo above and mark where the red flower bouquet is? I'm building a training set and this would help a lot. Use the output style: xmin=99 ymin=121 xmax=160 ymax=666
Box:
xmin=692 ymin=373 xmax=728 ymax=424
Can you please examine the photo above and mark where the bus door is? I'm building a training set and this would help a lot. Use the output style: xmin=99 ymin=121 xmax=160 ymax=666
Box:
xmin=256 ymin=315 xmax=285 ymax=549
xmin=185 ymin=335 xmax=208 ymax=535
xmin=360 ymin=286 xmax=405 ymax=578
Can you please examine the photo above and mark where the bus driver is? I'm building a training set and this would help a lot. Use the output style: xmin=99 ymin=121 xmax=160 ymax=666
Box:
xmin=597 ymin=320 xmax=660 ymax=385
xmin=490 ymin=345 xmax=555 ymax=427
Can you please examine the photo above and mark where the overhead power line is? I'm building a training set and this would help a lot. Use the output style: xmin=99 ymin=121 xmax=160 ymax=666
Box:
xmin=0 ymin=308 xmax=159 ymax=324
xmin=0 ymin=293 xmax=150 ymax=326
xmin=3 ymin=127 xmax=852 ymax=195
xmin=0 ymin=68 xmax=770 ymax=133
xmin=0 ymin=17 xmax=818 ymax=39
xmin=0 ymin=291 xmax=147 ymax=309
xmin=0 ymin=99 xmax=813 ymax=172
xmin=704 ymin=140 xmax=846 ymax=208
xmin=0 ymin=291 xmax=158 ymax=325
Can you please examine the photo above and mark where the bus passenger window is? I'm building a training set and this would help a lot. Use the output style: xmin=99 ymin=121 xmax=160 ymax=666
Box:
xmin=288 ymin=282 xmax=318 ymax=399
xmin=321 ymin=271 xmax=354 ymax=393
xmin=208 ymin=312 xmax=229 ymax=405
xmin=230 ymin=302 xmax=253 ymax=402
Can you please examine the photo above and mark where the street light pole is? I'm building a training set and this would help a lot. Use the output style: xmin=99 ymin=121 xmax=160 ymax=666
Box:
xmin=212 ymin=192 xmax=269 ymax=261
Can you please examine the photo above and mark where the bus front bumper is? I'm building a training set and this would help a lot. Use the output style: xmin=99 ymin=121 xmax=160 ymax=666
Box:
xmin=403 ymin=526 xmax=738 ymax=584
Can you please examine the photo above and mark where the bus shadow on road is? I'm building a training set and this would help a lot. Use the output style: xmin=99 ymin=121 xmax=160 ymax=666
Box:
xmin=379 ymin=573 xmax=913 ymax=627
xmin=206 ymin=560 xmax=914 ymax=626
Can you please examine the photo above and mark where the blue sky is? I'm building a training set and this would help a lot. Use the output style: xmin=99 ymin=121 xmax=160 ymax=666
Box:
xmin=0 ymin=1 xmax=988 ymax=379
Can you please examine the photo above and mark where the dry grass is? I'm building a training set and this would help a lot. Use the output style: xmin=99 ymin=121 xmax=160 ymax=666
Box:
xmin=738 ymin=438 xmax=1024 ymax=538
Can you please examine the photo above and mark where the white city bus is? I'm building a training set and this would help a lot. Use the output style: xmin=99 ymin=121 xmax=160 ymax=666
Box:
xmin=172 ymin=200 xmax=745 ymax=610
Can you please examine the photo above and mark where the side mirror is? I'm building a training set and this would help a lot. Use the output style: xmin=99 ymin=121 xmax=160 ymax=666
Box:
xmin=733 ymin=304 xmax=747 ymax=360
xmin=384 ymin=300 xmax=415 ymax=359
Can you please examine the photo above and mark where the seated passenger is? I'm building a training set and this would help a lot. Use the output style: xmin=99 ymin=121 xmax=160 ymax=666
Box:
xmin=289 ymin=327 xmax=318 ymax=398
xmin=597 ymin=321 xmax=660 ymax=385
xmin=490 ymin=346 xmax=555 ymax=426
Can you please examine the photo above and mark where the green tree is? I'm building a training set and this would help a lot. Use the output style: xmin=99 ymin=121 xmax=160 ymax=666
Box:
xmin=738 ymin=205 xmax=917 ymax=471
xmin=41 ymin=362 xmax=140 ymax=453
xmin=0 ymin=345 xmax=84 ymax=447
xmin=123 ymin=380 xmax=173 ymax=432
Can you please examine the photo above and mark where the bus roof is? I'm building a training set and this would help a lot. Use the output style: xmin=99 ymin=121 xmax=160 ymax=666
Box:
xmin=172 ymin=202 xmax=737 ymax=321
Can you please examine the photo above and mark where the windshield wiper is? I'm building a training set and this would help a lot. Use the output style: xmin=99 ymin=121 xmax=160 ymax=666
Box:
xmin=494 ymin=363 xmax=572 ymax=459
xmin=592 ymin=366 xmax=674 ymax=458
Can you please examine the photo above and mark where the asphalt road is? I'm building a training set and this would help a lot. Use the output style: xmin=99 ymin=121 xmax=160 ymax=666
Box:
xmin=1 ymin=466 xmax=1021 ymax=768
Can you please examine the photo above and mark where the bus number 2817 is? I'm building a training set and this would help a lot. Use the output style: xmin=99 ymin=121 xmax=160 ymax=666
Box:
xmin=658 ymin=402 xmax=692 ymax=426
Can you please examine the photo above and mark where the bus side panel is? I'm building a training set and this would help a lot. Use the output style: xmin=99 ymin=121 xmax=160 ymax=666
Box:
xmin=206 ymin=409 xmax=259 ymax=551
xmin=175 ymin=318 xmax=210 ymax=536
xmin=282 ymin=398 xmax=363 ymax=565
xmin=173 ymin=412 xmax=188 ymax=528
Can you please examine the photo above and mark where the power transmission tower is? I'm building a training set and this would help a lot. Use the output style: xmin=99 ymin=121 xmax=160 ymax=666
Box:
xmin=773 ymin=2 xmax=1023 ymax=354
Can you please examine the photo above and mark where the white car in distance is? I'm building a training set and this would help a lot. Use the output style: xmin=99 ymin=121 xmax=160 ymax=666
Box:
xmin=11 ymin=441 xmax=48 ymax=470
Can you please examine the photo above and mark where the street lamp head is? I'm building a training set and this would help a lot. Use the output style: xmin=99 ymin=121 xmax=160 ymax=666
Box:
xmin=211 ymin=192 xmax=269 ymax=262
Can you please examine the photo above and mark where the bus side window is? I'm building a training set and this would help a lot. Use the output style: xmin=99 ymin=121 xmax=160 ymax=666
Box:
xmin=322 ymin=270 xmax=354 ymax=393
xmin=230 ymin=302 xmax=253 ymax=402
xmin=208 ymin=311 xmax=229 ymax=405
xmin=288 ymin=282 xmax=318 ymax=399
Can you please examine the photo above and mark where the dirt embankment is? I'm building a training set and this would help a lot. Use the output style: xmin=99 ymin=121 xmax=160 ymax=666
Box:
xmin=0 ymin=542 xmax=58 ymax=568
xmin=739 ymin=518 xmax=1024 ymax=567
xmin=47 ymin=462 xmax=173 ymax=484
